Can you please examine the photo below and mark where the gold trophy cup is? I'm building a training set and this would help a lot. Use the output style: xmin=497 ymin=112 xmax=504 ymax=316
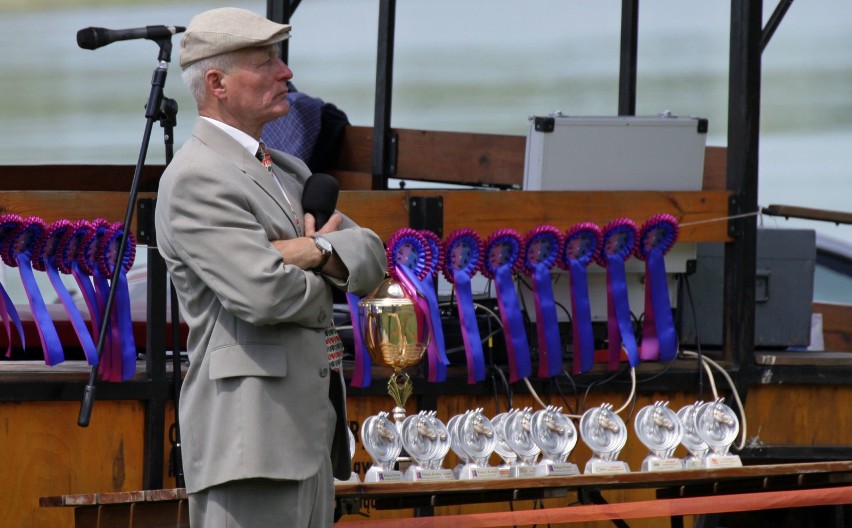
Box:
xmin=358 ymin=276 xmax=430 ymax=424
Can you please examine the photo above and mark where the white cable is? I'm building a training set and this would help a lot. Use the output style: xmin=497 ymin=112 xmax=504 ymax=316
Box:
xmin=613 ymin=367 xmax=637 ymax=415
xmin=681 ymin=350 xmax=748 ymax=451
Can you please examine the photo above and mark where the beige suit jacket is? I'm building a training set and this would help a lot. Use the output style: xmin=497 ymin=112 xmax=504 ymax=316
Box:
xmin=155 ymin=118 xmax=386 ymax=493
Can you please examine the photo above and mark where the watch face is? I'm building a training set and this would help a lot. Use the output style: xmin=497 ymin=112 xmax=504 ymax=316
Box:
xmin=315 ymin=235 xmax=333 ymax=253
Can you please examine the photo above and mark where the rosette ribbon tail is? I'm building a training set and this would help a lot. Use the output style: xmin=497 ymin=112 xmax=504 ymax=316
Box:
xmin=346 ymin=292 xmax=371 ymax=387
xmin=45 ymin=263 xmax=98 ymax=365
xmin=644 ymin=248 xmax=678 ymax=362
xmin=114 ymin=270 xmax=137 ymax=381
xmin=420 ymin=273 xmax=448 ymax=382
xmin=495 ymin=264 xmax=531 ymax=382
xmin=568 ymin=259 xmax=595 ymax=375
xmin=16 ymin=253 xmax=64 ymax=366
xmin=606 ymin=253 xmax=639 ymax=369
xmin=396 ymin=266 xmax=436 ymax=381
xmin=71 ymin=262 xmax=101 ymax=343
xmin=92 ymin=268 xmax=118 ymax=381
xmin=531 ymin=263 xmax=561 ymax=379
xmin=0 ymin=285 xmax=25 ymax=356
xmin=454 ymin=270 xmax=486 ymax=383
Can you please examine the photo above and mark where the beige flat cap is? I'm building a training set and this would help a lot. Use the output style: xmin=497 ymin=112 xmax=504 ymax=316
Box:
xmin=179 ymin=7 xmax=291 ymax=68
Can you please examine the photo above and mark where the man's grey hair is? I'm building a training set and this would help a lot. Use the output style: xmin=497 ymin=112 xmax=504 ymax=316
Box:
xmin=181 ymin=52 xmax=239 ymax=104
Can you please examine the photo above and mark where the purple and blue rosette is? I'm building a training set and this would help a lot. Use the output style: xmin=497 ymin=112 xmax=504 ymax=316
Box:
xmin=596 ymin=218 xmax=640 ymax=370
xmin=521 ymin=226 xmax=564 ymax=379
xmin=442 ymin=228 xmax=485 ymax=384
xmin=635 ymin=214 xmax=680 ymax=363
xmin=482 ymin=229 xmax=530 ymax=383
xmin=59 ymin=220 xmax=102 ymax=348
xmin=387 ymin=228 xmax=447 ymax=382
xmin=0 ymin=214 xmax=26 ymax=356
xmin=81 ymin=219 xmax=119 ymax=380
xmin=0 ymin=216 xmax=64 ymax=366
xmin=560 ymin=222 xmax=602 ymax=375
xmin=33 ymin=219 xmax=98 ymax=366
xmin=97 ymin=222 xmax=138 ymax=381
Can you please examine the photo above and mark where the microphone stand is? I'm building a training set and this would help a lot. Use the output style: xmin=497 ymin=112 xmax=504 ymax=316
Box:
xmin=78 ymin=37 xmax=184 ymax=487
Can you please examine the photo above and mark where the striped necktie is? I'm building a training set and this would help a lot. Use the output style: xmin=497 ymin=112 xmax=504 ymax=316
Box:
xmin=256 ymin=142 xmax=273 ymax=172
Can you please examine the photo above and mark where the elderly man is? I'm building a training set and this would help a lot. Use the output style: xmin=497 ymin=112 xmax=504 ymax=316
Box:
xmin=154 ymin=7 xmax=386 ymax=527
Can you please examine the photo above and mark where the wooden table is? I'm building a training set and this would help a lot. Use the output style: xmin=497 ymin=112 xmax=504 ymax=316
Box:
xmin=41 ymin=461 xmax=852 ymax=527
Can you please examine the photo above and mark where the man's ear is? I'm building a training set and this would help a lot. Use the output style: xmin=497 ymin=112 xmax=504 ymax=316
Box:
xmin=206 ymin=69 xmax=227 ymax=100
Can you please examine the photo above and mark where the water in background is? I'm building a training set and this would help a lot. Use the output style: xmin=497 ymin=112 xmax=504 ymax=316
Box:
xmin=1 ymin=0 xmax=850 ymax=243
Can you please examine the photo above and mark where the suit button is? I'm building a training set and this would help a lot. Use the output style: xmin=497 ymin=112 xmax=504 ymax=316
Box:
xmin=319 ymin=367 xmax=329 ymax=377
xmin=318 ymin=312 xmax=327 ymax=324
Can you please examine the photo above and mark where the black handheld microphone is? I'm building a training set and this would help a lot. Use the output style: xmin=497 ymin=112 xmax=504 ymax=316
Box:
xmin=76 ymin=25 xmax=186 ymax=50
xmin=302 ymin=173 xmax=339 ymax=229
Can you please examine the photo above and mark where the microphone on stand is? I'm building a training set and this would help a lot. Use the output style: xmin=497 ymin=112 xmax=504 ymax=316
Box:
xmin=77 ymin=25 xmax=186 ymax=50
xmin=302 ymin=173 xmax=340 ymax=229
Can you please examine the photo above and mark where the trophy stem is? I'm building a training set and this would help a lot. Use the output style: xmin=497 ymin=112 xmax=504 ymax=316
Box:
xmin=387 ymin=371 xmax=413 ymax=420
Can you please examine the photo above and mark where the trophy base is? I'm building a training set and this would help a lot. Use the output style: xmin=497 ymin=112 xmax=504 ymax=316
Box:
xmin=704 ymin=453 xmax=742 ymax=469
xmin=584 ymin=458 xmax=631 ymax=475
xmin=509 ymin=464 xmax=539 ymax=479
xmin=404 ymin=465 xmax=455 ymax=482
xmin=684 ymin=455 xmax=707 ymax=470
xmin=641 ymin=456 xmax=685 ymax=472
xmin=364 ymin=466 xmax=404 ymax=483
xmin=535 ymin=460 xmax=580 ymax=477
xmin=334 ymin=472 xmax=360 ymax=485
xmin=458 ymin=464 xmax=504 ymax=480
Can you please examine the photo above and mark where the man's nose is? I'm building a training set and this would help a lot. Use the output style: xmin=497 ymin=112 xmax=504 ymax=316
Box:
xmin=277 ymin=60 xmax=293 ymax=80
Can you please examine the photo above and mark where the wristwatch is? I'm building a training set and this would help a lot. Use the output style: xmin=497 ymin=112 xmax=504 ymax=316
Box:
xmin=311 ymin=235 xmax=333 ymax=272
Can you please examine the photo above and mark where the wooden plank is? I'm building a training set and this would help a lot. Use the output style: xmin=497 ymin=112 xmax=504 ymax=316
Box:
xmin=0 ymin=165 xmax=164 ymax=192
xmin=0 ymin=191 xmax=156 ymax=235
xmin=338 ymin=189 xmax=731 ymax=243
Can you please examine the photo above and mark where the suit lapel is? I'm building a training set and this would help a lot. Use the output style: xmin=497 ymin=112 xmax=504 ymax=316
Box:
xmin=192 ymin=120 xmax=302 ymax=235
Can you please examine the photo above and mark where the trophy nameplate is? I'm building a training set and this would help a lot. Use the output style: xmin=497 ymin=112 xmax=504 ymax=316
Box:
xmin=401 ymin=411 xmax=455 ymax=481
xmin=634 ymin=401 xmax=685 ymax=472
xmin=694 ymin=399 xmax=742 ymax=468
xmin=579 ymin=403 xmax=630 ymax=474
xmin=531 ymin=406 xmax=580 ymax=477
xmin=503 ymin=408 xmax=542 ymax=478
xmin=362 ymin=412 xmax=404 ymax=483
xmin=456 ymin=409 xmax=501 ymax=480
xmin=677 ymin=401 xmax=709 ymax=469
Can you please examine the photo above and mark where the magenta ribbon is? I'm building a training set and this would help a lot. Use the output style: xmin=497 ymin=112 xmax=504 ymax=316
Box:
xmin=34 ymin=220 xmax=98 ymax=366
xmin=418 ymin=229 xmax=450 ymax=377
xmin=98 ymin=222 xmax=137 ymax=381
xmin=443 ymin=229 xmax=485 ymax=384
xmin=81 ymin=219 xmax=120 ymax=381
xmin=635 ymin=214 xmax=680 ymax=363
xmin=0 ymin=214 xmax=26 ymax=356
xmin=347 ymin=291 xmax=371 ymax=387
xmin=523 ymin=226 xmax=564 ymax=379
xmin=597 ymin=219 xmax=640 ymax=370
xmin=1 ymin=217 xmax=64 ymax=366
xmin=483 ymin=229 xmax=529 ymax=383
xmin=561 ymin=223 xmax=602 ymax=375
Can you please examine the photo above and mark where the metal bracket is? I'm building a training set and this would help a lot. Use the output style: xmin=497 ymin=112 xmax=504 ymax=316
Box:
xmin=136 ymin=197 xmax=157 ymax=245
xmin=727 ymin=194 xmax=740 ymax=238
xmin=408 ymin=196 xmax=443 ymax=238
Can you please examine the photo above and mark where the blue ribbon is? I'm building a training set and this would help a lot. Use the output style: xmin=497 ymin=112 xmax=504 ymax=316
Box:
xmin=568 ymin=259 xmax=595 ymax=374
xmin=16 ymin=252 xmax=64 ymax=366
xmin=454 ymin=270 xmax=485 ymax=383
xmin=606 ymin=253 xmax=639 ymax=368
xmin=495 ymin=263 xmax=531 ymax=382
xmin=0 ymin=284 xmax=25 ymax=356
xmin=45 ymin=263 xmax=98 ymax=365
xmin=645 ymin=248 xmax=678 ymax=362
xmin=531 ymin=263 xmax=562 ymax=378
xmin=420 ymin=272 xmax=449 ymax=381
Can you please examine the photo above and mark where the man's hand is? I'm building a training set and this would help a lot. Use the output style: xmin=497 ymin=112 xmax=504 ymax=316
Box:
xmin=269 ymin=212 xmax=348 ymax=278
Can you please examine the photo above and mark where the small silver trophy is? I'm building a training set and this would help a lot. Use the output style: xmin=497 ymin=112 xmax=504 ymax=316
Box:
xmin=633 ymin=401 xmax=685 ymax=472
xmin=694 ymin=398 xmax=742 ymax=468
xmin=335 ymin=428 xmax=361 ymax=484
xmin=502 ymin=408 xmax=541 ymax=478
xmin=531 ymin=406 xmax=580 ymax=477
xmin=401 ymin=411 xmax=454 ymax=481
xmin=491 ymin=412 xmax=518 ymax=478
xmin=447 ymin=413 xmax=469 ymax=478
xmin=362 ymin=411 xmax=404 ymax=483
xmin=677 ymin=401 xmax=709 ymax=469
xmin=579 ymin=403 xmax=630 ymax=474
xmin=455 ymin=408 xmax=501 ymax=480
